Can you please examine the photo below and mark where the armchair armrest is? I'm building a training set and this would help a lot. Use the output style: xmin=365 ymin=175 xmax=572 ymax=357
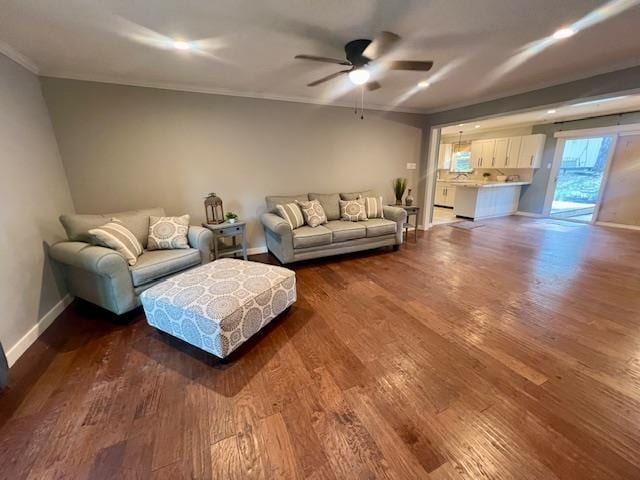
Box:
xmin=49 ymin=241 xmax=137 ymax=314
xmin=49 ymin=241 xmax=129 ymax=277
xmin=188 ymin=226 xmax=213 ymax=264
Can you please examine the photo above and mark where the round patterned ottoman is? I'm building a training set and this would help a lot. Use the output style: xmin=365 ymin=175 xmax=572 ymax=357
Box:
xmin=140 ymin=259 xmax=296 ymax=358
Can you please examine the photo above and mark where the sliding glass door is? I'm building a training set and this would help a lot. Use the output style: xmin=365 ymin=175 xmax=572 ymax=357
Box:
xmin=549 ymin=135 xmax=615 ymax=223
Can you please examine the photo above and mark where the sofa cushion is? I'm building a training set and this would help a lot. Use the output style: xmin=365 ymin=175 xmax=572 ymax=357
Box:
xmin=296 ymin=199 xmax=328 ymax=228
xmin=340 ymin=198 xmax=368 ymax=222
xmin=324 ymin=220 xmax=366 ymax=243
xmin=88 ymin=220 xmax=144 ymax=266
xmin=275 ymin=203 xmax=305 ymax=229
xmin=60 ymin=207 xmax=165 ymax=248
xmin=130 ymin=248 xmax=201 ymax=287
xmin=364 ymin=196 xmax=384 ymax=219
xmin=362 ymin=218 xmax=397 ymax=238
xmin=308 ymin=193 xmax=341 ymax=221
xmin=340 ymin=190 xmax=375 ymax=201
xmin=265 ymin=194 xmax=309 ymax=213
xmin=148 ymin=215 xmax=190 ymax=250
xmin=292 ymin=225 xmax=332 ymax=248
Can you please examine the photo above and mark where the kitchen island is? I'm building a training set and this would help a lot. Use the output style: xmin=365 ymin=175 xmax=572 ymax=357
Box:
xmin=451 ymin=181 xmax=529 ymax=220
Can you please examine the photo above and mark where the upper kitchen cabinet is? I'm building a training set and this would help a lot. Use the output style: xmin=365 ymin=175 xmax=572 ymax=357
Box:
xmin=517 ymin=134 xmax=546 ymax=168
xmin=438 ymin=143 xmax=453 ymax=170
xmin=471 ymin=139 xmax=496 ymax=168
xmin=505 ymin=136 xmax=522 ymax=168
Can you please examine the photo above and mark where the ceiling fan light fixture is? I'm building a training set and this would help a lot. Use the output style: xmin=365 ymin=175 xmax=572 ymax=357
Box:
xmin=418 ymin=80 xmax=431 ymax=89
xmin=552 ymin=27 xmax=576 ymax=40
xmin=348 ymin=68 xmax=370 ymax=85
xmin=172 ymin=40 xmax=192 ymax=51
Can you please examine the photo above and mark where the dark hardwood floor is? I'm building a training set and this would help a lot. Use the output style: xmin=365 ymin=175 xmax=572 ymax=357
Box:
xmin=2 ymin=216 xmax=640 ymax=479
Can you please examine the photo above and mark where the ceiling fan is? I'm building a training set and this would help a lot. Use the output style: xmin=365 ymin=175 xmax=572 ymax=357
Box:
xmin=295 ymin=31 xmax=433 ymax=91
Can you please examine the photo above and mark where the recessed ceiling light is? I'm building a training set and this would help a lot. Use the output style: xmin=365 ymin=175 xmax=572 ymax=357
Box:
xmin=547 ymin=109 xmax=557 ymax=114
xmin=552 ymin=27 xmax=576 ymax=40
xmin=418 ymin=80 xmax=431 ymax=88
xmin=458 ymin=123 xmax=466 ymax=127
xmin=474 ymin=125 xmax=481 ymax=129
xmin=172 ymin=40 xmax=192 ymax=51
xmin=348 ymin=68 xmax=370 ymax=85
xmin=572 ymin=95 xmax=628 ymax=107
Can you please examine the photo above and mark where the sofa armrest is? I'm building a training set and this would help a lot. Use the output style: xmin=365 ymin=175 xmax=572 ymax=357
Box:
xmin=49 ymin=241 xmax=129 ymax=277
xmin=383 ymin=206 xmax=407 ymax=224
xmin=260 ymin=213 xmax=292 ymax=237
xmin=384 ymin=206 xmax=407 ymax=245
xmin=188 ymin=226 xmax=213 ymax=264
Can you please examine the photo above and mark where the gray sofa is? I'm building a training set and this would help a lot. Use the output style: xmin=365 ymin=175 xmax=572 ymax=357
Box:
xmin=50 ymin=207 xmax=213 ymax=315
xmin=261 ymin=191 xmax=407 ymax=264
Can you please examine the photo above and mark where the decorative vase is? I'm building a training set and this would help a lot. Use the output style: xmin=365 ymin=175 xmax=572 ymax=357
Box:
xmin=405 ymin=189 xmax=414 ymax=206
xmin=228 ymin=218 xmax=237 ymax=224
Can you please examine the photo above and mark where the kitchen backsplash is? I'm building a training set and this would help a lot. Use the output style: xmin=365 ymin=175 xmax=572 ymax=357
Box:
xmin=437 ymin=168 xmax=534 ymax=182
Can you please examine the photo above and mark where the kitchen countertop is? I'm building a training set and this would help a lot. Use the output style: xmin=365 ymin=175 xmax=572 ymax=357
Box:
xmin=437 ymin=180 xmax=531 ymax=189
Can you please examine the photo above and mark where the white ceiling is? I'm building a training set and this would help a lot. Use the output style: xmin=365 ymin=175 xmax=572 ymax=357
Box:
xmin=2 ymin=0 xmax=640 ymax=112
xmin=440 ymin=93 xmax=640 ymax=134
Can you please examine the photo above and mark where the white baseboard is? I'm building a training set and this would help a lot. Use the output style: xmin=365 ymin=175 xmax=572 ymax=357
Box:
xmin=247 ymin=246 xmax=268 ymax=255
xmin=596 ymin=221 xmax=640 ymax=232
xmin=514 ymin=211 xmax=544 ymax=218
xmin=6 ymin=294 xmax=73 ymax=367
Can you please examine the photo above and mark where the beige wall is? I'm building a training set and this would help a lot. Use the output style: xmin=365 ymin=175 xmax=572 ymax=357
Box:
xmin=41 ymin=78 xmax=427 ymax=247
xmin=0 ymin=54 xmax=75 ymax=360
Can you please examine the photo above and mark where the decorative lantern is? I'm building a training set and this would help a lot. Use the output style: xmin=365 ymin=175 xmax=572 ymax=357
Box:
xmin=204 ymin=193 xmax=224 ymax=224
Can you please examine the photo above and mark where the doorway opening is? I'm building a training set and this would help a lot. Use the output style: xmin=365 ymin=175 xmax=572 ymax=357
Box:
xmin=549 ymin=135 xmax=615 ymax=222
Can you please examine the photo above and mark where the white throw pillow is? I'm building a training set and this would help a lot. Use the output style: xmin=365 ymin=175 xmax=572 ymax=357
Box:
xmin=275 ymin=203 xmax=305 ymax=229
xmin=89 ymin=220 xmax=143 ymax=266
xmin=363 ymin=196 xmax=384 ymax=219
xmin=147 ymin=215 xmax=190 ymax=250
xmin=339 ymin=199 xmax=368 ymax=222
xmin=295 ymin=199 xmax=328 ymax=227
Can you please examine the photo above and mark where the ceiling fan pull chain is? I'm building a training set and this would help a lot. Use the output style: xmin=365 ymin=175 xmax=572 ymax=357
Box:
xmin=360 ymin=86 xmax=365 ymax=120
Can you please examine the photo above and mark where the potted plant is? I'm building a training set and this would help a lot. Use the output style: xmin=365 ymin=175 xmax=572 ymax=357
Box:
xmin=225 ymin=212 xmax=239 ymax=224
xmin=482 ymin=172 xmax=491 ymax=182
xmin=393 ymin=177 xmax=407 ymax=205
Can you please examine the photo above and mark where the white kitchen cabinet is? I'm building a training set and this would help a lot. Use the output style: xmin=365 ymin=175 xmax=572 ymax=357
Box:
xmin=438 ymin=143 xmax=453 ymax=170
xmin=504 ymin=136 xmax=522 ymax=168
xmin=517 ymin=134 xmax=546 ymax=168
xmin=471 ymin=139 xmax=495 ymax=169
xmin=492 ymin=138 xmax=509 ymax=168
xmin=434 ymin=183 xmax=456 ymax=207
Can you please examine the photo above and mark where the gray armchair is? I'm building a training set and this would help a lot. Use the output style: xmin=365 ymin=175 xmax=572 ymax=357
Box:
xmin=50 ymin=208 xmax=213 ymax=314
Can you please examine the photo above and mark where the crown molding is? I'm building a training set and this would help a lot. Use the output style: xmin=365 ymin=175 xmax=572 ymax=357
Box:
xmin=41 ymin=71 xmax=430 ymax=115
xmin=0 ymin=41 xmax=39 ymax=74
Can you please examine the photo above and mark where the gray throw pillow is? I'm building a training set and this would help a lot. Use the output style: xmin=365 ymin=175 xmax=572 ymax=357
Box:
xmin=88 ymin=220 xmax=144 ymax=266
xmin=147 ymin=215 xmax=190 ymax=250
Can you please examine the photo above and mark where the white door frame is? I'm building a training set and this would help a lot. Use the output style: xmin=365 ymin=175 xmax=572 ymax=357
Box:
xmin=542 ymin=131 xmax=619 ymax=224
xmin=420 ymin=126 xmax=442 ymax=229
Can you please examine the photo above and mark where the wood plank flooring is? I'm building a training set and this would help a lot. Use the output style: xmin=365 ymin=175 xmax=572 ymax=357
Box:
xmin=2 ymin=216 xmax=640 ymax=479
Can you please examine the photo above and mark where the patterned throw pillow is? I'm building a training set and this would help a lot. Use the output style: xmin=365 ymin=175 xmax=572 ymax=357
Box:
xmin=339 ymin=199 xmax=368 ymax=222
xmin=363 ymin=196 xmax=384 ymax=219
xmin=295 ymin=199 xmax=328 ymax=228
xmin=147 ymin=215 xmax=190 ymax=250
xmin=88 ymin=220 xmax=143 ymax=266
xmin=275 ymin=203 xmax=305 ymax=229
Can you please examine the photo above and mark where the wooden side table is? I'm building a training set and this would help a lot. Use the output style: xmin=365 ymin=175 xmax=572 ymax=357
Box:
xmin=389 ymin=205 xmax=420 ymax=242
xmin=202 ymin=221 xmax=248 ymax=261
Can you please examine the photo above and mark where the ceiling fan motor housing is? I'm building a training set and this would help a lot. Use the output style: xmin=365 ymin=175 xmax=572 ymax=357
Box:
xmin=345 ymin=39 xmax=372 ymax=67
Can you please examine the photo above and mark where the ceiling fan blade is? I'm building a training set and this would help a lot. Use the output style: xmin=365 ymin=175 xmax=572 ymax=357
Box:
xmin=362 ymin=31 xmax=401 ymax=59
xmin=389 ymin=60 xmax=434 ymax=71
xmin=307 ymin=69 xmax=351 ymax=87
xmin=365 ymin=81 xmax=381 ymax=91
xmin=295 ymin=54 xmax=351 ymax=65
